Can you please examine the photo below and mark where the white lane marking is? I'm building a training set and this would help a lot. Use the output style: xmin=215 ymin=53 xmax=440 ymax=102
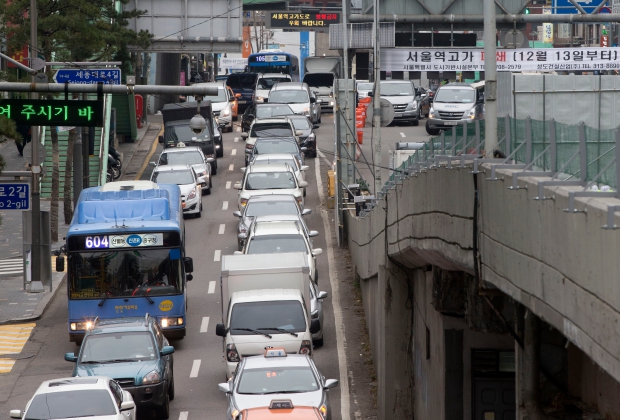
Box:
xmin=190 ymin=360 xmax=201 ymax=378
xmin=315 ymin=156 xmax=351 ymax=420
xmin=208 ymin=281 xmax=216 ymax=294
xmin=234 ymin=137 xmax=239 ymax=143
xmin=400 ymin=132 xmax=406 ymax=138
xmin=229 ymin=163 xmax=234 ymax=171
xmin=200 ymin=317 xmax=210 ymax=333
xmin=179 ymin=412 xmax=189 ymax=420
xmin=317 ymin=150 xmax=334 ymax=170
xmin=231 ymin=149 xmax=237 ymax=156
xmin=222 ymin=201 xmax=229 ymax=210
xmin=218 ymin=224 xmax=225 ymax=234
xmin=236 ymin=126 xmax=241 ymax=132
xmin=214 ymin=250 xmax=221 ymax=262
xmin=226 ymin=181 xmax=232 ymax=189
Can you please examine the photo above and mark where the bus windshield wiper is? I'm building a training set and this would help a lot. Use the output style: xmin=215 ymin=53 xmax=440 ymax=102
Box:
xmin=257 ymin=327 xmax=298 ymax=337
xmin=98 ymin=291 xmax=111 ymax=307
xmin=232 ymin=328 xmax=272 ymax=338
xmin=134 ymin=284 xmax=154 ymax=304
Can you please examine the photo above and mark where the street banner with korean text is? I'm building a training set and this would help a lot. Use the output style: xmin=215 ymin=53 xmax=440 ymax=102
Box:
xmin=382 ymin=47 xmax=620 ymax=72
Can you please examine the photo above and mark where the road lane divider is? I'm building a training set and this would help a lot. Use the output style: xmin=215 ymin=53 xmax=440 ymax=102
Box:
xmin=214 ymin=250 xmax=221 ymax=262
xmin=222 ymin=201 xmax=229 ymax=210
xmin=400 ymin=132 xmax=406 ymax=138
xmin=200 ymin=317 xmax=210 ymax=333
xmin=179 ymin=412 xmax=189 ymax=420
xmin=231 ymin=149 xmax=237 ymax=156
xmin=226 ymin=181 xmax=232 ymax=189
xmin=229 ymin=164 xmax=234 ymax=171
xmin=234 ymin=137 xmax=239 ymax=143
xmin=218 ymin=224 xmax=225 ymax=235
xmin=208 ymin=281 xmax=216 ymax=294
xmin=189 ymin=360 xmax=201 ymax=378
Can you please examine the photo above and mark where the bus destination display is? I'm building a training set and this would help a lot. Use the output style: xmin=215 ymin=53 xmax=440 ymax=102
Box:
xmin=84 ymin=233 xmax=164 ymax=249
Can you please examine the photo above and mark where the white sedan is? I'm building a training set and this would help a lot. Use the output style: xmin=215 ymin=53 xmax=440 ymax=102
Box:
xmin=151 ymin=164 xmax=203 ymax=218
xmin=10 ymin=376 xmax=137 ymax=420
xmin=234 ymin=162 xmax=307 ymax=210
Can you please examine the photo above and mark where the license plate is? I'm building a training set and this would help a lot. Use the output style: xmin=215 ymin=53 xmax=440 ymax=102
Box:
xmin=237 ymin=100 xmax=247 ymax=104
xmin=445 ymin=121 xmax=458 ymax=126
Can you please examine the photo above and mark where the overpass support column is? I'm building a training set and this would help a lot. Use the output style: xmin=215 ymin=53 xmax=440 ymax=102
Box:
xmin=518 ymin=309 xmax=547 ymax=420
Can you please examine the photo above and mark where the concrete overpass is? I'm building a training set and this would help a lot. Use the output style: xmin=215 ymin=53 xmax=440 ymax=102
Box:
xmin=344 ymin=127 xmax=620 ymax=419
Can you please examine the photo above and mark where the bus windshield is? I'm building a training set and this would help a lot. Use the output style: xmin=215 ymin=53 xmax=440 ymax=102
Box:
xmin=68 ymin=248 xmax=183 ymax=299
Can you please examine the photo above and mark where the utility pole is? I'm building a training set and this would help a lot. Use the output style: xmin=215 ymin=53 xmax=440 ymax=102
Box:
xmin=372 ymin=0 xmax=382 ymax=195
xmin=483 ymin=0 xmax=498 ymax=155
xmin=28 ymin=0 xmax=45 ymax=292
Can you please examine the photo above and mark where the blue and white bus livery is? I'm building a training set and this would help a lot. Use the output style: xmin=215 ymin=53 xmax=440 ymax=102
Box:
xmin=61 ymin=181 xmax=193 ymax=343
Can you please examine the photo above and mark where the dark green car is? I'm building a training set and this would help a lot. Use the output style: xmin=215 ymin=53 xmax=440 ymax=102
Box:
xmin=65 ymin=315 xmax=175 ymax=419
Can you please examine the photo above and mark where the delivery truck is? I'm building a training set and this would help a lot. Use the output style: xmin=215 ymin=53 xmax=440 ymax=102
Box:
xmin=302 ymin=57 xmax=342 ymax=112
xmin=215 ymin=252 xmax=319 ymax=378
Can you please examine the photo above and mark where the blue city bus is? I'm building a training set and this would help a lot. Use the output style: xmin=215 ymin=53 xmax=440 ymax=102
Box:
xmin=247 ymin=50 xmax=300 ymax=81
xmin=62 ymin=181 xmax=193 ymax=343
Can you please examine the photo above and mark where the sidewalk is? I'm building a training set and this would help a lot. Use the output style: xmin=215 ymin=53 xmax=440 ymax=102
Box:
xmin=0 ymin=120 xmax=160 ymax=324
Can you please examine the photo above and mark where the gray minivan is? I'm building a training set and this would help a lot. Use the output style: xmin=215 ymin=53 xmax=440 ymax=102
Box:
xmin=425 ymin=82 xmax=485 ymax=135
xmin=378 ymin=80 xmax=421 ymax=126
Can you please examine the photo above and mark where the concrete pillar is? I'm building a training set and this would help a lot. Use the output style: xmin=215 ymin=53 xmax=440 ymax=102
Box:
xmin=521 ymin=311 xmax=546 ymax=420
xmin=154 ymin=53 xmax=181 ymax=112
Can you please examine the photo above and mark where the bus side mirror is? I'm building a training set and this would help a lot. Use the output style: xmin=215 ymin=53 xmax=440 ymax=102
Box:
xmin=292 ymin=64 xmax=298 ymax=71
xmin=183 ymin=257 xmax=194 ymax=273
xmin=55 ymin=256 xmax=65 ymax=272
xmin=158 ymin=135 xmax=164 ymax=144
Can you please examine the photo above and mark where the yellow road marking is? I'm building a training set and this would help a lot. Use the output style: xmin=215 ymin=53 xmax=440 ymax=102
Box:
xmin=0 ymin=323 xmax=35 ymax=370
xmin=135 ymin=125 xmax=164 ymax=181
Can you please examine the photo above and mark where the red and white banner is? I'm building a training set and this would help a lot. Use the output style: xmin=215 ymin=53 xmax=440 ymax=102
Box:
xmin=382 ymin=47 xmax=620 ymax=72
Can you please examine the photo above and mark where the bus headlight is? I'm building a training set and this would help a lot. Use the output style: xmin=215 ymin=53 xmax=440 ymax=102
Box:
xmin=161 ymin=317 xmax=183 ymax=328
xmin=70 ymin=321 xmax=95 ymax=331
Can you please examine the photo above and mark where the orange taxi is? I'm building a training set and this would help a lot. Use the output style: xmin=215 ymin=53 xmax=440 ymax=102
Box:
xmin=236 ymin=404 xmax=323 ymax=420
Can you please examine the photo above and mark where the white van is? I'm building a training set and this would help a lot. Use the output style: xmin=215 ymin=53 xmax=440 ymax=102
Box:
xmin=426 ymin=82 xmax=485 ymax=135
xmin=255 ymin=73 xmax=292 ymax=103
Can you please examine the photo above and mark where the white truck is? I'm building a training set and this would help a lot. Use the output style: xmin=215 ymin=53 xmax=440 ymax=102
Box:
xmin=215 ymin=252 xmax=319 ymax=378
xmin=302 ymin=57 xmax=342 ymax=112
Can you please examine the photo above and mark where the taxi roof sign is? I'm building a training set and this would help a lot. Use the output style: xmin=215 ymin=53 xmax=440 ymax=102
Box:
xmin=265 ymin=348 xmax=287 ymax=357
xmin=177 ymin=142 xmax=186 ymax=147
xmin=269 ymin=399 xmax=294 ymax=410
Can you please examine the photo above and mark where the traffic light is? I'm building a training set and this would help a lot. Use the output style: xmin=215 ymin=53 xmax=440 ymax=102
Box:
xmin=525 ymin=7 xmax=530 ymax=13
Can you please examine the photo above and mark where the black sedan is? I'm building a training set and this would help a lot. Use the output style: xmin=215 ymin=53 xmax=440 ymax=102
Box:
xmin=288 ymin=114 xmax=318 ymax=158
xmin=241 ymin=103 xmax=295 ymax=133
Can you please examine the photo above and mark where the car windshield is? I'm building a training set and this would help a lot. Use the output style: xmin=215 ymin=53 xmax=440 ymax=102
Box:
xmin=69 ymin=248 xmax=183 ymax=299
xmin=159 ymin=151 xmax=204 ymax=166
xmin=254 ymin=140 xmax=299 ymax=156
xmin=152 ymin=170 xmax=195 ymax=185
xmin=24 ymin=390 xmax=117 ymax=419
xmin=166 ymin=124 xmax=211 ymax=142
xmin=245 ymin=172 xmax=296 ymax=190
xmin=380 ymin=82 xmax=414 ymax=96
xmin=245 ymin=201 xmax=299 ymax=217
xmin=269 ymin=90 xmax=309 ymax=104
xmin=255 ymin=157 xmax=296 ymax=169
xmin=201 ymin=88 xmax=227 ymax=102
xmin=230 ymin=300 xmax=307 ymax=335
xmin=250 ymin=124 xmax=294 ymax=138
xmin=247 ymin=235 xmax=308 ymax=254
xmin=80 ymin=331 xmax=156 ymax=363
xmin=255 ymin=105 xmax=294 ymax=119
xmin=358 ymin=83 xmax=373 ymax=91
xmin=433 ymin=88 xmax=475 ymax=103
xmin=237 ymin=366 xmax=319 ymax=394
xmin=227 ymin=74 xmax=257 ymax=89
xmin=290 ymin=118 xmax=311 ymax=130
xmin=257 ymin=77 xmax=290 ymax=89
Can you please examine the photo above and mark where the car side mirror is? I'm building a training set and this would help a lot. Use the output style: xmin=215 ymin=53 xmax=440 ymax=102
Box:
xmin=186 ymin=274 xmax=193 ymax=281
xmin=302 ymin=209 xmax=311 ymax=216
xmin=234 ymin=182 xmax=242 ymax=190
xmin=64 ymin=352 xmax=78 ymax=362
xmin=183 ymin=257 xmax=194 ymax=273
xmin=218 ymin=382 xmax=231 ymax=393
xmin=158 ymin=135 xmax=164 ymax=144
xmin=197 ymin=176 xmax=206 ymax=184
xmin=367 ymin=92 xmax=373 ymax=97
xmin=308 ymin=230 xmax=319 ymax=237
xmin=206 ymin=157 xmax=216 ymax=163
xmin=238 ymin=233 xmax=247 ymax=240
xmin=310 ymin=319 xmax=321 ymax=334
xmin=312 ymin=248 xmax=323 ymax=256
xmin=324 ymin=379 xmax=339 ymax=389
xmin=9 ymin=410 xmax=23 ymax=419
xmin=301 ymin=165 xmax=309 ymax=171
xmin=149 ymin=162 xmax=157 ymax=167
xmin=55 ymin=256 xmax=65 ymax=272
xmin=160 ymin=345 xmax=175 ymax=356
xmin=313 ymin=124 xmax=320 ymax=129
xmin=310 ymin=97 xmax=316 ymax=103
xmin=298 ymin=181 xmax=308 ymax=188
xmin=300 ymin=147 xmax=308 ymax=152
xmin=318 ymin=291 xmax=328 ymax=300
xmin=240 ymin=167 xmax=246 ymax=172
xmin=233 ymin=211 xmax=242 ymax=217
xmin=216 ymin=323 xmax=227 ymax=337
xmin=120 ymin=401 xmax=136 ymax=411
xmin=240 ymin=132 xmax=248 ymax=139
xmin=233 ymin=251 xmax=243 ymax=255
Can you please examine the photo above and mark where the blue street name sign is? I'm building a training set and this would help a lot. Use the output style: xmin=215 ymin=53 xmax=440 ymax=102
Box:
xmin=53 ymin=69 xmax=122 ymax=84
xmin=0 ymin=183 xmax=30 ymax=210
xmin=553 ymin=0 xmax=607 ymax=14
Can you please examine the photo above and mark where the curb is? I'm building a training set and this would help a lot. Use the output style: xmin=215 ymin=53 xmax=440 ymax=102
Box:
xmin=0 ymin=274 xmax=66 ymax=326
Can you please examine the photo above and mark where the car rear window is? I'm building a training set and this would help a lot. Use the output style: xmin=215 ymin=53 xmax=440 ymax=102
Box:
xmin=25 ymin=390 xmax=117 ymax=419
xmin=227 ymin=74 xmax=258 ymax=89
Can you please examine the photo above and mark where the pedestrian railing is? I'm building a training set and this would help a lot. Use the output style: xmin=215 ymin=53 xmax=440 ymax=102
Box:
xmin=357 ymin=116 xmax=620 ymax=229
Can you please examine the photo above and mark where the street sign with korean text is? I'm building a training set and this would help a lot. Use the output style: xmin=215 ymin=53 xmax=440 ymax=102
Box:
xmin=553 ymin=0 xmax=606 ymax=14
xmin=268 ymin=12 xmax=340 ymax=30
xmin=0 ymin=183 xmax=30 ymax=210
xmin=53 ymin=68 xmax=121 ymax=84
xmin=0 ymin=99 xmax=104 ymax=127
xmin=613 ymin=0 xmax=620 ymax=14
xmin=383 ymin=47 xmax=620 ymax=72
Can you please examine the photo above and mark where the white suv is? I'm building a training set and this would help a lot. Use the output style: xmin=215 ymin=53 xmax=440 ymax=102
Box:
xmin=234 ymin=162 xmax=307 ymax=210
xmin=10 ymin=376 xmax=136 ymax=420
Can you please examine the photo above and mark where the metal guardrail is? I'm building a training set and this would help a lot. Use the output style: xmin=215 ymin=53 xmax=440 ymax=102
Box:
xmin=356 ymin=116 xmax=620 ymax=229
